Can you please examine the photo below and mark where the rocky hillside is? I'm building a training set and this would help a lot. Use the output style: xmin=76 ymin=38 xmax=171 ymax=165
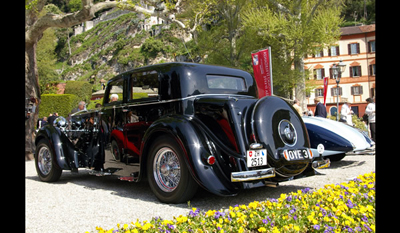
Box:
xmin=57 ymin=10 xmax=194 ymax=90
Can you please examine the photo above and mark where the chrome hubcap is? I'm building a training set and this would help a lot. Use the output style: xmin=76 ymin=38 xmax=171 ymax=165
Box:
xmin=38 ymin=146 xmax=52 ymax=176
xmin=153 ymin=147 xmax=181 ymax=192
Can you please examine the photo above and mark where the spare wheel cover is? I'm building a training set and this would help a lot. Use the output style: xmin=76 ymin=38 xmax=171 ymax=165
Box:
xmin=251 ymin=96 xmax=310 ymax=176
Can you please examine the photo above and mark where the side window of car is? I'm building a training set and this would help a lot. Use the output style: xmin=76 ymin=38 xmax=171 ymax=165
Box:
xmin=129 ymin=70 xmax=159 ymax=102
xmin=104 ymin=78 xmax=124 ymax=105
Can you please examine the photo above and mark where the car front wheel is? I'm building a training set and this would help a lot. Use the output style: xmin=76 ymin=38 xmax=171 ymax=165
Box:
xmin=147 ymin=137 xmax=198 ymax=203
xmin=35 ymin=139 xmax=62 ymax=182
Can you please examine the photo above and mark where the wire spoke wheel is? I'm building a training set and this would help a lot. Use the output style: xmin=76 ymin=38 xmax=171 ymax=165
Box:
xmin=153 ymin=147 xmax=181 ymax=192
xmin=37 ymin=146 xmax=52 ymax=176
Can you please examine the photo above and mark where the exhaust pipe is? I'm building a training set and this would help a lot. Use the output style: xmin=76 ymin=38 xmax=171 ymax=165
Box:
xmin=264 ymin=181 xmax=279 ymax=188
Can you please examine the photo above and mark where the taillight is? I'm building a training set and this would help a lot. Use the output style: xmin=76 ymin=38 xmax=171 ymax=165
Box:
xmin=207 ymin=155 xmax=216 ymax=165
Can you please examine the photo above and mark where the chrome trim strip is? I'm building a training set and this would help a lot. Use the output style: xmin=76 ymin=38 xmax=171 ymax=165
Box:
xmin=111 ymin=94 xmax=256 ymax=109
xmin=231 ymin=168 xmax=275 ymax=182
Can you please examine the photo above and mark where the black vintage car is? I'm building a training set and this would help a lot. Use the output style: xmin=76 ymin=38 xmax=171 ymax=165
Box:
xmin=35 ymin=62 xmax=329 ymax=203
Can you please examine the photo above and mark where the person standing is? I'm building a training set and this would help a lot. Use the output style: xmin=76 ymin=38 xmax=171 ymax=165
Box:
xmin=293 ymin=100 xmax=302 ymax=115
xmin=71 ymin=101 xmax=87 ymax=114
xmin=365 ymin=97 xmax=376 ymax=142
xmin=47 ymin=113 xmax=58 ymax=125
xmin=340 ymin=101 xmax=353 ymax=126
xmin=314 ymin=98 xmax=327 ymax=118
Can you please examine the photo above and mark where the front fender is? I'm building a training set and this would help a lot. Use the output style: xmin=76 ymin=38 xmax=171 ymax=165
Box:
xmin=35 ymin=125 xmax=77 ymax=171
xmin=141 ymin=115 xmax=239 ymax=196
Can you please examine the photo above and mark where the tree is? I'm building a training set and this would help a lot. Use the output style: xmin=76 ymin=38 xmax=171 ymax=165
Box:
xmin=194 ymin=0 xmax=257 ymax=69
xmin=25 ymin=0 xmax=189 ymax=156
xmin=242 ymin=0 xmax=343 ymax=110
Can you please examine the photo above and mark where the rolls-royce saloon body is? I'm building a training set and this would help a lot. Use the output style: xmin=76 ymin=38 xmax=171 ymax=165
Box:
xmin=35 ymin=62 xmax=329 ymax=203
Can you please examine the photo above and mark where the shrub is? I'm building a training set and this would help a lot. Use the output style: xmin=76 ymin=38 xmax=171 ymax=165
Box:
xmin=90 ymin=172 xmax=375 ymax=233
xmin=39 ymin=94 xmax=79 ymax=118
xmin=64 ymin=81 xmax=93 ymax=104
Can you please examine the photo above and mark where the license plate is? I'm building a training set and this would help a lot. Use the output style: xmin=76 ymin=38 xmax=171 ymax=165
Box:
xmin=247 ymin=149 xmax=267 ymax=167
xmin=283 ymin=149 xmax=311 ymax=161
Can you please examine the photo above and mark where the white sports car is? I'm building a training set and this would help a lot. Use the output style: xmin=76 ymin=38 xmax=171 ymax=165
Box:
xmin=302 ymin=117 xmax=375 ymax=161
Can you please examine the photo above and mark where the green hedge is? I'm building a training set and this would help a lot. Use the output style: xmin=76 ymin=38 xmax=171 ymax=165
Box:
xmin=64 ymin=81 xmax=92 ymax=104
xmin=39 ymin=94 xmax=79 ymax=118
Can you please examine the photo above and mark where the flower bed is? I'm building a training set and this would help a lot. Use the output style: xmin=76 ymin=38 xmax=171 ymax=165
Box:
xmin=90 ymin=172 xmax=375 ymax=233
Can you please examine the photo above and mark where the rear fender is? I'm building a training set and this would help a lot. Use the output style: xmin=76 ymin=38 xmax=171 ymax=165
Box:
xmin=35 ymin=125 xmax=77 ymax=170
xmin=141 ymin=115 xmax=239 ymax=196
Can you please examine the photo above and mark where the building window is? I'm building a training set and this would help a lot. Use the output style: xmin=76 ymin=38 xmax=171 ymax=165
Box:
xmin=369 ymin=64 xmax=376 ymax=76
xmin=331 ymin=87 xmax=342 ymax=96
xmin=314 ymin=68 xmax=325 ymax=80
xmin=314 ymin=50 xmax=324 ymax=57
xmin=351 ymin=85 xmax=363 ymax=95
xmin=348 ymin=43 xmax=360 ymax=55
xmin=368 ymin=41 xmax=375 ymax=53
xmin=329 ymin=46 xmax=339 ymax=56
xmin=350 ymin=66 xmax=362 ymax=77
xmin=329 ymin=68 xmax=342 ymax=79
xmin=315 ymin=88 xmax=324 ymax=97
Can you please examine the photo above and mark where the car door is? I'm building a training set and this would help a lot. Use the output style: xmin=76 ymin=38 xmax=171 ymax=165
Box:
xmin=102 ymin=76 xmax=126 ymax=162
xmin=122 ymin=70 xmax=160 ymax=161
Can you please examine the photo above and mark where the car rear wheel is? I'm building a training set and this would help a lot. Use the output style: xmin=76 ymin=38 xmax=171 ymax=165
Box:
xmin=35 ymin=139 xmax=62 ymax=182
xmin=147 ymin=137 xmax=198 ymax=203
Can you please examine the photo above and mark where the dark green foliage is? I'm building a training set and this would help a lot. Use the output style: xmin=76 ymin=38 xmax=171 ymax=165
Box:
xmin=64 ymin=81 xmax=93 ymax=103
xmin=39 ymin=94 xmax=79 ymax=118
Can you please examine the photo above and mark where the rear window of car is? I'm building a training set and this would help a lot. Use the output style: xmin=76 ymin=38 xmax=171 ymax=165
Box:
xmin=206 ymin=75 xmax=246 ymax=91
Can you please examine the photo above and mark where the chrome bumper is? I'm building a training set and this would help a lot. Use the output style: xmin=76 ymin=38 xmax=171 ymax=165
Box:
xmin=231 ymin=168 xmax=275 ymax=182
xmin=347 ymin=146 xmax=375 ymax=155
xmin=312 ymin=158 xmax=330 ymax=169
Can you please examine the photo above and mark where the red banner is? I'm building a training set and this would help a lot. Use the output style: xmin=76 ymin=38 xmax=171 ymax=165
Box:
xmin=251 ymin=47 xmax=273 ymax=98
xmin=323 ymin=77 xmax=328 ymax=106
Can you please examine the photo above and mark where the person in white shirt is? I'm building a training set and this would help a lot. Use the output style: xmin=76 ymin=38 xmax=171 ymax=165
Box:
xmin=340 ymin=102 xmax=353 ymax=126
xmin=365 ymin=97 xmax=376 ymax=142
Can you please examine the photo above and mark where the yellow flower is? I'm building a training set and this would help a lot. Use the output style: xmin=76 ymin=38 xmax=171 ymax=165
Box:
xmin=249 ymin=201 xmax=258 ymax=209
xmin=272 ymin=226 xmax=280 ymax=233
xmin=206 ymin=210 xmax=216 ymax=217
xmin=293 ymin=225 xmax=300 ymax=231
xmin=177 ymin=215 xmax=188 ymax=224
xmin=370 ymin=224 xmax=375 ymax=231
xmin=123 ymin=224 xmax=129 ymax=230
xmin=162 ymin=220 xmax=174 ymax=226
xmin=350 ymin=208 xmax=359 ymax=215
xmin=258 ymin=227 xmax=267 ymax=232
xmin=134 ymin=221 xmax=142 ymax=228
xmin=279 ymin=193 xmax=287 ymax=201
xmin=142 ymin=223 xmax=152 ymax=231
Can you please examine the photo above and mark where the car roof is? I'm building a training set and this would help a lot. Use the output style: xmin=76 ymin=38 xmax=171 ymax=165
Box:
xmin=107 ymin=62 xmax=257 ymax=99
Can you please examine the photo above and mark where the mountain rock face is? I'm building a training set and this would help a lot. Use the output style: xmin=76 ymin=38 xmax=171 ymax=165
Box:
xmin=58 ymin=10 xmax=192 ymax=87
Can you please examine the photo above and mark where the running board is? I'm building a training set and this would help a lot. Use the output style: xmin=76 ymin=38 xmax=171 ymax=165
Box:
xmin=89 ymin=168 xmax=121 ymax=176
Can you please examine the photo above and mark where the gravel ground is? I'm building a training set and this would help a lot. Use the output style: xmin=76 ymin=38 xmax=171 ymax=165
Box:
xmin=25 ymin=154 xmax=375 ymax=233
